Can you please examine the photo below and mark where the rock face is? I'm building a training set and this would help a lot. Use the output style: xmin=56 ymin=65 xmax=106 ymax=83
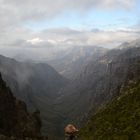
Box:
xmin=48 ymin=46 xmax=107 ymax=80
xmin=0 ymin=55 xmax=68 ymax=136
xmin=56 ymin=45 xmax=140 ymax=128
xmin=0 ymin=56 xmax=68 ymax=104
xmin=0 ymin=74 xmax=42 ymax=139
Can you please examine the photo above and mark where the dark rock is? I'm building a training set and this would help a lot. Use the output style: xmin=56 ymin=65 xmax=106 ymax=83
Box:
xmin=0 ymin=73 xmax=42 ymax=139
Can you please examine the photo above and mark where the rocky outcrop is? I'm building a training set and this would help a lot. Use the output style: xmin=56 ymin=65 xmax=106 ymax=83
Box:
xmin=0 ymin=74 xmax=42 ymax=139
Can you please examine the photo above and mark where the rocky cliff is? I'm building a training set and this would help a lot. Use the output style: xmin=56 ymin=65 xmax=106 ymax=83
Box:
xmin=48 ymin=46 xmax=107 ymax=80
xmin=0 ymin=73 xmax=43 ymax=140
xmin=0 ymin=55 xmax=68 ymax=136
xmin=56 ymin=45 xmax=140 ymax=129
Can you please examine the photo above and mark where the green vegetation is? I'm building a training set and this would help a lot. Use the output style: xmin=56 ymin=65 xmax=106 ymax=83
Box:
xmin=79 ymin=82 xmax=140 ymax=140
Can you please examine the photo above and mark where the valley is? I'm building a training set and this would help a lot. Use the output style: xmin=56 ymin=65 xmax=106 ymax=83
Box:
xmin=1 ymin=1 xmax=140 ymax=139
xmin=0 ymin=40 xmax=140 ymax=140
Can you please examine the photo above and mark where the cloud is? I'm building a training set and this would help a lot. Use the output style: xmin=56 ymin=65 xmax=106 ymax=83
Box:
xmin=0 ymin=26 xmax=139 ymax=61
xmin=36 ymin=27 xmax=140 ymax=47
xmin=0 ymin=0 xmax=136 ymax=25
xmin=0 ymin=0 xmax=137 ymax=34
xmin=3 ymin=27 xmax=140 ymax=48
xmin=0 ymin=0 xmax=139 ymax=60
xmin=27 ymin=38 xmax=44 ymax=45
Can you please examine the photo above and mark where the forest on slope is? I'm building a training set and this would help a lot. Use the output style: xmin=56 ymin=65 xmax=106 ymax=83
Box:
xmin=79 ymin=79 xmax=140 ymax=140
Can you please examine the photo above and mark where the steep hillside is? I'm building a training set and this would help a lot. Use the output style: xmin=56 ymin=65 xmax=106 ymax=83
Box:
xmin=0 ymin=55 xmax=68 ymax=136
xmin=0 ymin=73 xmax=42 ymax=140
xmin=79 ymin=81 xmax=140 ymax=140
xmin=0 ymin=55 xmax=68 ymax=101
xmin=56 ymin=46 xmax=140 ymax=128
xmin=48 ymin=46 xmax=107 ymax=80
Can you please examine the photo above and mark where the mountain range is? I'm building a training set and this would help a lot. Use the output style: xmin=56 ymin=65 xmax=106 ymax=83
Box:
xmin=0 ymin=55 xmax=68 ymax=138
xmin=56 ymin=45 xmax=140 ymax=127
xmin=0 ymin=39 xmax=140 ymax=139
xmin=47 ymin=45 xmax=107 ymax=80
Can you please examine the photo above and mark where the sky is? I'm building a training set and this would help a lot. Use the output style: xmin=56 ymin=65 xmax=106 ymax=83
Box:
xmin=0 ymin=0 xmax=140 ymax=59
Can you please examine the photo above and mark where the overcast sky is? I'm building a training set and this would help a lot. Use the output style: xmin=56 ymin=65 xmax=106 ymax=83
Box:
xmin=0 ymin=0 xmax=140 ymax=59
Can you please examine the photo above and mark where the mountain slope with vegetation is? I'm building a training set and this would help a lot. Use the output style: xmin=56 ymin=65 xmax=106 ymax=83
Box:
xmin=56 ymin=45 xmax=140 ymax=128
xmin=0 ymin=55 xmax=68 ymax=136
xmin=79 ymin=81 xmax=140 ymax=140
xmin=0 ymin=73 xmax=43 ymax=140
xmin=0 ymin=40 xmax=140 ymax=139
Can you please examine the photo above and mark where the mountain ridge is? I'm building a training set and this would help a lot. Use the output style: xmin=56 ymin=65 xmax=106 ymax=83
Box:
xmin=0 ymin=73 xmax=43 ymax=139
xmin=55 ymin=45 xmax=140 ymax=131
xmin=0 ymin=54 xmax=69 ymax=137
xmin=79 ymin=80 xmax=140 ymax=140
